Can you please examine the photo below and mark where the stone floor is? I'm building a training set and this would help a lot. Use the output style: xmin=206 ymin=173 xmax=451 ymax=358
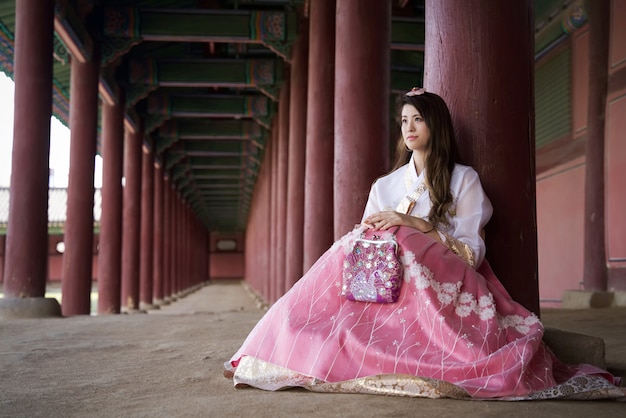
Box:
xmin=0 ymin=280 xmax=624 ymax=418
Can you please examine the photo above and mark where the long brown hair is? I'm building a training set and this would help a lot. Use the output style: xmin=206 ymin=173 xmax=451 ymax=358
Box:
xmin=392 ymin=91 xmax=459 ymax=227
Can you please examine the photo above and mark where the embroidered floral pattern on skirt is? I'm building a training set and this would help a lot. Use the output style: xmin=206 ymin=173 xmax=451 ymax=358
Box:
xmin=225 ymin=226 xmax=625 ymax=400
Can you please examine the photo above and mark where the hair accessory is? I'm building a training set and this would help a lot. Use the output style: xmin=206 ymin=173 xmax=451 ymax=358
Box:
xmin=406 ymin=87 xmax=425 ymax=96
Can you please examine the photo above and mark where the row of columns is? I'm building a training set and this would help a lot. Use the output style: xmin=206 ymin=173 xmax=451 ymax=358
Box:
xmin=0 ymin=0 xmax=209 ymax=317
xmin=2 ymin=0 xmax=542 ymax=315
xmin=244 ymin=0 xmax=540 ymax=313
xmin=245 ymin=0 xmax=392 ymax=304
xmin=93 ymin=98 xmax=209 ymax=316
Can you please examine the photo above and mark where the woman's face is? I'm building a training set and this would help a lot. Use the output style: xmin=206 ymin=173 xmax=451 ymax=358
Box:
xmin=401 ymin=104 xmax=430 ymax=152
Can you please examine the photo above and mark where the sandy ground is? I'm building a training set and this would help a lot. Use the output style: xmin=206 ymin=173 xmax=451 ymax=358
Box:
xmin=1 ymin=280 xmax=625 ymax=418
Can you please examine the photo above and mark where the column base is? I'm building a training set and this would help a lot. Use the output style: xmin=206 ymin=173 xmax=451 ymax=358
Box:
xmin=612 ymin=291 xmax=626 ymax=307
xmin=0 ymin=297 xmax=62 ymax=319
xmin=561 ymin=290 xmax=614 ymax=309
xmin=241 ymin=281 xmax=270 ymax=310
xmin=543 ymin=327 xmax=606 ymax=369
xmin=139 ymin=302 xmax=159 ymax=311
xmin=121 ymin=307 xmax=147 ymax=314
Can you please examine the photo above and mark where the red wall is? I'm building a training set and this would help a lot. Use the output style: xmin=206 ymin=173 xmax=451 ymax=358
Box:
xmin=605 ymin=0 xmax=626 ymax=288
xmin=209 ymin=232 xmax=244 ymax=279
xmin=0 ymin=235 xmax=4 ymax=283
xmin=606 ymin=88 xmax=626 ymax=289
xmin=536 ymin=10 xmax=626 ymax=306
xmin=536 ymin=158 xmax=586 ymax=307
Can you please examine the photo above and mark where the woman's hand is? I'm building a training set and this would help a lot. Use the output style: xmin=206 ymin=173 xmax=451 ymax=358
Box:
xmin=363 ymin=211 xmax=405 ymax=230
xmin=363 ymin=211 xmax=428 ymax=232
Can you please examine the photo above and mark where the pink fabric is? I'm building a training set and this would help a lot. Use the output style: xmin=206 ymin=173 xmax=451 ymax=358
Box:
xmin=228 ymin=226 xmax=618 ymax=398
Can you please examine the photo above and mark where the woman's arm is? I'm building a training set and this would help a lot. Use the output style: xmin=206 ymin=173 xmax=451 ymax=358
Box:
xmin=361 ymin=172 xmax=441 ymax=241
xmin=363 ymin=210 xmax=441 ymax=241
xmin=440 ymin=168 xmax=493 ymax=268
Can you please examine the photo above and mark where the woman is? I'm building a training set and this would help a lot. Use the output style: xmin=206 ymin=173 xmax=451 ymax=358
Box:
xmin=362 ymin=87 xmax=490 ymax=269
xmin=224 ymin=89 xmax=624 ymax=400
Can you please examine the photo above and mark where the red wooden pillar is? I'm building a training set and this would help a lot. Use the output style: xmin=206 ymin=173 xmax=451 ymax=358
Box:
xmin=275 ymin=83 xmax=290 ymax=301
xmin=153 ymin=162 xmax=165 ymax=305
xmin=583 ymin=0 xmax=610 ymax=291
xmin=182 ymin=202 xmax=189 ymax=290
xmin=196 ymin=225 xmax=202 ymax=285
xmin=62 ymin=49 xmax=100 ymax=316
xmin=180 ymin=203 xmax=185 ymax=289
xmin=189 ymin=208 xmax=195 ymax=287
xmin=186 ymin=205 xmax=191 ymax=286
xmin=162 ymin=175 xmax=172 ymax=302
xmin=334 ymin=0 xmax=390 ymax=238
xmin=268 ymin=123 xmax=278 ymax=302
xmin=246 ymin=134 xmax=272 ymax=296
xmin=303 ymin=0 xmax=335 ymax=271
xmin=191 ymin=215 xmax=198 ymax=286
xmin=189 ymin=215 xmax=194 ymax=287
xmin=197 ymin=223 xmax=203 ymax=286
xmin=0 ymin=0 xmax=57 ymax=318
xmin=196 ymin=216 xmax=201 ymax=287
xmin=261 ymin=130 xmax=274 ymax=301
xmin=97 ymin=95 xmax=125 ymax=315
xmin=191 ymin=215 xmax=198 ymax=287
xmin=208 ymin=231 xmax=213 ymax=284
xmin=0 ymin=236 xmax=5 ymax=284
xmin=245 ymin=168 xmax=256 ymax=291
xmin=168 ymin=188 xmax=176 ymax=298
xmin=179 ymin=198 xmax=186 ymax=291
xmin=188 ymin=206 xmax=193 ymax=288
xmin=178 ymin=200 xmax=184 ymax=293
xmin=202 ymin=220 xmax=209 ymax=284
xmin=172 ymin=196 xmax=181 ymax=297
xmin=178 ymin=202 xmax=183 ymax=293
xmin=139 ymin=142 xmax=155 ymax=309
xmin=191 ymin=213 xmax=198 ymax=286
xmin=201 ymin=221 xmax=206 ymax=285
xmin=170 ymin=191 xmax=179 ymax=296
xmin=200 ymin=218 xmax=207 ymax=285
xmin=285 ymin=20 xmax=309 ymax=289
xmin=121 ymin=126 xmax=143 ymax=312
xmin=185 ymin=204 xmax=190 ymax=289
xmin=188 ymin=212 xmax=194 ymax=287
xmin=259 ymin=142 xmax=272 ymax=296
xmin=424 ymin=0 xmax=539 ymax=314
xmin=182 ymin=201 xmax=188 ymax=290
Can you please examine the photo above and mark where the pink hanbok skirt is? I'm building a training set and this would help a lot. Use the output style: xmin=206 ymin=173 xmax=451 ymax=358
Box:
xmin=225 ymin=226 xmax=625 ymax=400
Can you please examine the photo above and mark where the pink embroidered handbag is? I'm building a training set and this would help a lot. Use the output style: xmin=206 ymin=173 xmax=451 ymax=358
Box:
xmin=341 ymin=229 xmax=403 ymax=303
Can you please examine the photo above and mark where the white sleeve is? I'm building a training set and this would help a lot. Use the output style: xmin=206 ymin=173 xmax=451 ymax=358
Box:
xmin=361 ymin=180 xmax=382 ymax=222
xmin=446 ymin=169 xmax=493 ymax=268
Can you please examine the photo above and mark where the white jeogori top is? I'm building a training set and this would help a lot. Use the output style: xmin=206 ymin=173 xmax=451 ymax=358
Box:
xmin=362 ymin=155 xmax=493 ymax=268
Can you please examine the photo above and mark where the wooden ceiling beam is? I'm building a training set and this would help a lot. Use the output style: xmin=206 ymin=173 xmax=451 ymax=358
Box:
xmin=147 ymin=92 xmax=270 ymax=119
xmin=128 ymin=58 xmax=283 ymax=102
xmin=104 ymin=7 xmax=297 ymax=61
